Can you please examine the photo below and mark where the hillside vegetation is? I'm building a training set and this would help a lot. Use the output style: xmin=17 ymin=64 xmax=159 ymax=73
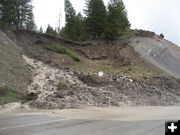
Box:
xmin=44 ymin=44 xmax=80 ymax=61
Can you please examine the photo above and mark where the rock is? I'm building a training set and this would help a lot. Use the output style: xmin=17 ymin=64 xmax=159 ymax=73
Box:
xmin=26 ymin=92 xmax=38 ymax=101
xmin=98 ymin=71 xmax=104 ymax=77
xmin=129 ymin=79 xmax=133 ymax=83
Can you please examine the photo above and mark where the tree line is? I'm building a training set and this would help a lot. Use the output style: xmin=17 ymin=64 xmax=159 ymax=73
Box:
xmin=0 ymin=0 xmax=36 ymax=30
xmin=61 ymin=0 xmax=130 ymax=41
xmin=0 ymin=0 xmax=130 ymax=41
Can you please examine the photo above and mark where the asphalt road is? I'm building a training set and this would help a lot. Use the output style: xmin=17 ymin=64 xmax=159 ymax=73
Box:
xmin=0 ymin=106 xmax=180 ymax=135
xmin=0 ymin=114 xmax=165 ymax=135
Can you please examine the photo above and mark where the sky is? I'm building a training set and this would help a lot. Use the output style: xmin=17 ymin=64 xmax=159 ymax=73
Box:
xmin=33 ymin=0 xmax=180 ymax=46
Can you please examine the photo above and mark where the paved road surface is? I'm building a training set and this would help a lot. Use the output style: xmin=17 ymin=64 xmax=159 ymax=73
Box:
xmin=0 ymin=115 xmax=164 ymax=135
xmin=0 ymin=106 xmax=180 ymax=135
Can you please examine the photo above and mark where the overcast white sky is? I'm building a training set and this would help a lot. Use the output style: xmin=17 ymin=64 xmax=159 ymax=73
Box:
xmin=33 ymin=0 xmax=180 ymax=46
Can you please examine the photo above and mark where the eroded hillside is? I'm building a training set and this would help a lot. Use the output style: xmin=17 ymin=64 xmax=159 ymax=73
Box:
xmin=130 ymin=34 xmax=180 ymax=78
xmin=8 ymin=30 xmax=167 ymax=77
xmin=0 ymin=30 xmax=31 ymax=104
xmin=1 ymin=29 xmax=180 ymax=108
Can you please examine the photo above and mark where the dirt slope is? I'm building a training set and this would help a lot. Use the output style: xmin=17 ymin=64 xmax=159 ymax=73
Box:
xmin=8 ymin=30 xmax=166 ymax=77
xmin=0 ymin=30 xmax=31 ymax=104
xmin=1 ymin=29 xmax=180 ymax=108
xmin=130 ymin=35 xmax=180 ymax=78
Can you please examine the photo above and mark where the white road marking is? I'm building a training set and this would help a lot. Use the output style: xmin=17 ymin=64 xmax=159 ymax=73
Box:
xmin=0 ymin=119 xmax=68 ymax=131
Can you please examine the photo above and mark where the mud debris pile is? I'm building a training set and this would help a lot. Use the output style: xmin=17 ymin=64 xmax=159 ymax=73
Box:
xmin=23 ymin=55 xmax=180 ymax=109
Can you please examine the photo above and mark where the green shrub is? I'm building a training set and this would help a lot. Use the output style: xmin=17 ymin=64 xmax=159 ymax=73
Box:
xmin=160 ymin=33 xmax=164 ymax=38
xmin=0 ymin=86 xmax=19 ymax=105
xmin=44 ymin=44 xmax=80 ymax=61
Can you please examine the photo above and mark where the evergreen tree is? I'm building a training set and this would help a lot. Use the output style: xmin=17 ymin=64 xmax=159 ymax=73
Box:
xmin=15 ymin=0 xmax=35 ymax=29
xmin=46 ymin=24 xmax=57 ymax=35
xmin=0 ymin=0 xmax=16 ymax=27
xmin=106 ymin=0 xmax=130 ymax=40
xmin=63 ymin=0 xmax=86 ymax=41
xmin=74 ymin=13 xmax=87 ymax=41
xmin=64 ymin=0 xmax=76 ymax=23
xmin=84 ymin=0 xmax=107 ymax=38
xmin=63 ymin=0 xmax=76 ymax=40
xmin=24 ymin=2 xmax=36 ymax=30
xmin=39 ymin=26 xmax=43 ymax=33
xmin=0 ymin=0 xmax=36 ymax=30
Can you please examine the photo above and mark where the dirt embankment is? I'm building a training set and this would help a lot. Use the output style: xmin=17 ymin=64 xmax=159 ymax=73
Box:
xmin=0 ymin=30 xmax=31 ymax=104
xmin=6 ymin=29 xmax=166 ymax=77
xmin=130 ymin=35 xmax=180 ymax=78
xmin=2 ymin=29 xmax=180 ymax=109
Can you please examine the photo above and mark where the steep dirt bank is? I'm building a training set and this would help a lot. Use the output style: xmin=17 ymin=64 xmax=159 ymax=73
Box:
xmin=130 ymin=35 xmax=180 ymax=78
xmin=7 ymin=29 xmax=166 ymax=77
xmin=0 ymin=30 xmax=30 ymax=91
xmin=2 ymin=29 xmax=180 ymax=109
xmin=0 ymin=30 xmax=31 ymax=104
xmin=23 ymin=55 xmax=180 ymax=109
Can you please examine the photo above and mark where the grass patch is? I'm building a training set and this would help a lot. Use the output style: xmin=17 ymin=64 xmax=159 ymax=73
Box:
xmin=0 ymin=86 xmax=20 ymax=105
xmin=44 ymin=44 xmax=80 ymax=61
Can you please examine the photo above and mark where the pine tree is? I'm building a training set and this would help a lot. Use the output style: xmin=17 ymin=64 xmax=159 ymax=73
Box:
xmin=46 ymin=24 xmax=57 ymax=35
xmin=64 ymin=0 xmax=76 ymax=23
xmin=84 ymin=0 xmax=107 ymax=38
xmin=0 ymin=0 xmax=36 ymax=30
xmin=0 ymin=0 xmax=16 ymax=27
xmin=63 ymin=0 xmax=76 ymax=40
xmin=106 ymin=0 xmax=130 ymax=40
xmin=24 ymin=2 xmax=36 ymax=30
xmin=74 ymin=13 xmax=87 ymax=41
xmin=39 ymin=26 xmax=43 ymax=33
xmin=15 ymin=0 xmax=35 ymax=29
xmin=63 ymin=0 xmax=86 ymax=41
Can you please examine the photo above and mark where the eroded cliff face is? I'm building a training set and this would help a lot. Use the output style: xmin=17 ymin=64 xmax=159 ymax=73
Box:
xmin=0 ymin=30 xmax=31 ymax=104
xmin=130 ymin=35 xmax=180 ymax=78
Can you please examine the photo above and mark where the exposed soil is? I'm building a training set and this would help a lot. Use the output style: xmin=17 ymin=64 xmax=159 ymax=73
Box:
xmin=1 ymin=29 xmax=180 ymax=109
xmin=0 ymin=30 xmax=31 ymax=94
xmin=5 ymin=29 xmax=167 ymax=77
xmin=23 ymin=55 xmax=180 ymax=109
xmin=130 ymin=35 xmax=180 ymax=78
